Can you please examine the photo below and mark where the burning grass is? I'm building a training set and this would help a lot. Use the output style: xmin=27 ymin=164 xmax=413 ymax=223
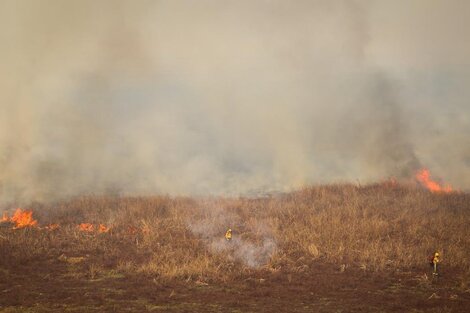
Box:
xmin=0 ymin=182 xmax=470 ymax=312
xmin=1 ymin=182 xmax=469 ymax=285
xmin=416 ymin=168 xmax=453 ymax=193
xmin=1 ymin=208 xmax=38 ymax=229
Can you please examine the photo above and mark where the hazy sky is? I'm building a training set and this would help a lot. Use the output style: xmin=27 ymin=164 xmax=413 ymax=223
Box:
xmin=1 ymin=0 xmax=469 ymax=202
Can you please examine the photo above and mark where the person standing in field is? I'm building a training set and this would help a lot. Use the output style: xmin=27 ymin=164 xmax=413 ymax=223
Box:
xmin=225 ymin=228 xmax=232 ymax=241
xmin=430 ymin=251 xmax=440 ymax=276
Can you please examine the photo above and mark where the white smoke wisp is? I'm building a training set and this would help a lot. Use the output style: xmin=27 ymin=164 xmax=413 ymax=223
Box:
xmin=208 ymin=236 xmax=276 ymax=268
xmin=188 ymin=200 xmax=276 ymax=268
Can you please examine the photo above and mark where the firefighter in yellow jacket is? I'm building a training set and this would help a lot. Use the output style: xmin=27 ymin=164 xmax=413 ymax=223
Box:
xmin=225 ymin=228 xmax=232 ymax=241
xmin=430 ymin=251 xmax=440 ymax=276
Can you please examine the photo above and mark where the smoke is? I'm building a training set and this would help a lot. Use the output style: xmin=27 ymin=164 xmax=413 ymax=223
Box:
xmin=188 ymin=200 xmax=276 ymax=267
xmin=1 ymin=0 xmax=470 ymax=203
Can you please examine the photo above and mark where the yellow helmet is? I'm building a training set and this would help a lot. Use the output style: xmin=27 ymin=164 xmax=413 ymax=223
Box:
xmin=434 ymin=252 xmax=440 ymax=257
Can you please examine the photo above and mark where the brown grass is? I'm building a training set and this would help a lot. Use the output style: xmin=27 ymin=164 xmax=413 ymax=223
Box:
xmin=1 ymin=183 xmax=470 ymax=284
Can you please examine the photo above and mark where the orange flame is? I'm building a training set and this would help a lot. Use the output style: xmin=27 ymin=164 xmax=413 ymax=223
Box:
xmin=98 ymin=224 xmax=109 ymax=233
xmin=10 ymin=208 xmax=38 ymax=229
xmin=416 ymin=168 xmax=452 ymax=193
xmin=2 ymin=210 xmax=60 ymax=231
xmin=78 ymin=223 xmax=94 ymax=232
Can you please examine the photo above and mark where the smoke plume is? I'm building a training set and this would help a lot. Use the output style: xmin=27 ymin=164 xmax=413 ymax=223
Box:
xmin=1 ymin=0 xmax=470 ymax=203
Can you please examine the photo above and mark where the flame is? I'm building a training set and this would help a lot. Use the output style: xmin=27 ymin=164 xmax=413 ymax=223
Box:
xmin=78 ymin=223 xmax=94 ymax=232
xmin=45 ymin=223 xmax=60 ymax=231
xmin=98 ymin=224 xmax=109 ymax=233
xmin=416 ymin=168 xmax=452 ymax=193
xmin=10 ymin=208 xmax=38 ymax=229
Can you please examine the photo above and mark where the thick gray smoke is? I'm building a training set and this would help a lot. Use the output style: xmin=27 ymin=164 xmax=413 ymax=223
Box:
xmin=1 ymin=0 xmax=470 ymax=203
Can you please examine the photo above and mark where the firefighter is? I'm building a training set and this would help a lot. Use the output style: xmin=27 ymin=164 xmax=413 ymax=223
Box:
xmin=225 ymin=228 xmax=232 ymax=241
xmin=430 ymin=251 xmax=440 ymax=276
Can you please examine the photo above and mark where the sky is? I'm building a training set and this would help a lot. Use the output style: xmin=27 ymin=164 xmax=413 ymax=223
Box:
xmin=0 ymin=0 xmax=469 ymax=202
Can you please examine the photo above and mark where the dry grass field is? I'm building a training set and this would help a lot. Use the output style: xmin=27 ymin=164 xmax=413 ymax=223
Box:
xmin=1 ymin=182 xmax=470 ymax=312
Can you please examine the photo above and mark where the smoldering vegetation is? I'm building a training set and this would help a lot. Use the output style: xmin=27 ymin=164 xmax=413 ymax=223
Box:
xmin=1 ymin=1 xmax=470 ymax=204
xmin=188 ymin=201 xmax=276 ymax=268
xmin=1 ymin=184 xmax=470 ymax=286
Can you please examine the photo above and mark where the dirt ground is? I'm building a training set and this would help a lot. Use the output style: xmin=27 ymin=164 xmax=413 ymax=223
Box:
xmin=1 ymin=258 xmax=469 ymax=312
